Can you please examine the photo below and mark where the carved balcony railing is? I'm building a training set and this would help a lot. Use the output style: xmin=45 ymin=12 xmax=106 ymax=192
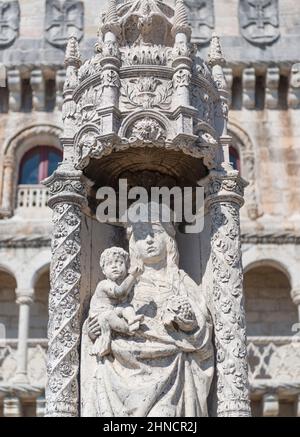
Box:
xmin=16 ymin=185 xmax=50 ymax=209
xmin=0 ymin=339 xmax=47 ymax=416
xmin=247 ymin=336 xmax=300 ymax=396
xmin=0 ymin=339 xmax=47 ymax=387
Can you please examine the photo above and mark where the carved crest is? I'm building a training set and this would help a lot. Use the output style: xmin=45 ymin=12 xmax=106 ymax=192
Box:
xmin=0 ymin=0 xmax=20 ymax=47
xmin=185 ymin=0 xmax=215 ymax=45
xmin=239 ymin=0 xmax=280 ymax=45
xmin=45 ymin=0 xmax=84 ymax=47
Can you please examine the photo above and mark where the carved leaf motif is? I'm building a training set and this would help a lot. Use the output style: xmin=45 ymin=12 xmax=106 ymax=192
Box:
xmin=121 ymin=44 xmax=173 ymax=66
xmin=192 ymin=87 xmax=213 ymax=123
xmin=78 ymin=56 xmax=103 ymax=82
xmin=121 ymin=77 xmax=173 ymax=110
xmin=75 ymin=86 xmax=102 ymax=125
xmin=74 ymin=131 xmax=104 ymax=170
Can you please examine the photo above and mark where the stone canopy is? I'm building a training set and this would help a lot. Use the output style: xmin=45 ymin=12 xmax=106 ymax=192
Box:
xmin=58 ymin=0 xmax=232 ymax=216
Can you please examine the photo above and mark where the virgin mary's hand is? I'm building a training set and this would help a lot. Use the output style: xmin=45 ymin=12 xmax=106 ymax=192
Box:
xmin=88 ymin=315 xmax=101 ymax=341
xmin=162 ymin=295 xmax=198 ymax=332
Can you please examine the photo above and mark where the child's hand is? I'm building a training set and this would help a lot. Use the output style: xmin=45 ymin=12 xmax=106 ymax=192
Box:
xmin=129 ymin=265 xmax=143 ymax=278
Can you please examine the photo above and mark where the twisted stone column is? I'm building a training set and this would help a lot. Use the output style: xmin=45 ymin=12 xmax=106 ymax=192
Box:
xmin=44 ymin=168 xmax=87 ymax=417
xmin=206 ymin=170 xmax=251 ymax=417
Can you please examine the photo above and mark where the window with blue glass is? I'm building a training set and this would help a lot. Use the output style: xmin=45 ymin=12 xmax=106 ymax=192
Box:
xmin=229 ymin=146 xmax=241 ymax=172
xmin=19 ymin=146 xmax=62 ymax=185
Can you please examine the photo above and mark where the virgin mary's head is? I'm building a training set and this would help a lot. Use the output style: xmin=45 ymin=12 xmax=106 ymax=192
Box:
xmin=127 ymin=203 xmax=179 ymax=270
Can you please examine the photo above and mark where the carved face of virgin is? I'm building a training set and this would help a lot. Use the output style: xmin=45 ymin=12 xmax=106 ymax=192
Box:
xmin=133 ymin=223 xmax=167 ymax=265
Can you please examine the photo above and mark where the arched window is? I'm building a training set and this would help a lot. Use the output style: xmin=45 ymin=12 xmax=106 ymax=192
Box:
xmin=229 ymin=146 xmax=240 ymax=172
xmin=19 ymin=146 xmax=62 ymax=185
xmin=244 ymin=265 xmax=296 ymax=336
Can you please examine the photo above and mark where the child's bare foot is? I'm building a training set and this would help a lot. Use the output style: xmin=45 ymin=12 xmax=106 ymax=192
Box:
xmin=129 ymin=321 xmax=140 ymax=332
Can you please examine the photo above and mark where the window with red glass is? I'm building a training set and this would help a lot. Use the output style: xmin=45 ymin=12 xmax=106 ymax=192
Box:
xmin=18 ymin=146 xmax=62 ymax=185
xmin=229 ymin=146 xmax=241 ymax=172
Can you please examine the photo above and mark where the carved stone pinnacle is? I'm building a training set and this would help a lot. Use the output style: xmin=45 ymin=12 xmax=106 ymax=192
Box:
xmin=65 ymin=36 xmax=82 ymax=68
xmin=208 ymin=33 xmax=226 ymax=67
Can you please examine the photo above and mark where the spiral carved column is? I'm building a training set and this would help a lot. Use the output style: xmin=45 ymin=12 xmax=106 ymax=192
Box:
xmin=206 ymin=170 xmax=251 ymax=417
xmin=44 ymin=169 xmax=87 ymax=417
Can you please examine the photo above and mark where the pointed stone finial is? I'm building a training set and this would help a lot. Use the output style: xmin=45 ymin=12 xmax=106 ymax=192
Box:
xmin=208 ymin=33 xmax=226 ymax=67
xmin=64 ymin=35 xmax=81 ymax=68
xmin=172 ymin=0 xmax=191 ymax=39
xmin=101 ymin=0 xmax=121 ymax=36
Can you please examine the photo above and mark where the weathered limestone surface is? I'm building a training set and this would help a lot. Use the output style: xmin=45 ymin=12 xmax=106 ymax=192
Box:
xmin=42 ymin=0 xmax=251 ymax=417
xmin=0 ymin=0 xmax=299 ymax=417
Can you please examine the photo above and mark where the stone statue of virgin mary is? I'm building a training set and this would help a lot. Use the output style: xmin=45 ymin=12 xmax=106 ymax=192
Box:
xmin=80 ymin=204 xmax=214 ymax=417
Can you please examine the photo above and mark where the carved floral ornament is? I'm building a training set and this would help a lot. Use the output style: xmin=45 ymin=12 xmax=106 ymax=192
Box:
xmin=120 ymin=76 xmax=173 ymax=110
xmin=207 ymin=176 xmax=246 ymax=204
xmin=128 ymin=117 xmax=166 ymax=144
xmin=48 ymin=179 xmax=85 ymax=197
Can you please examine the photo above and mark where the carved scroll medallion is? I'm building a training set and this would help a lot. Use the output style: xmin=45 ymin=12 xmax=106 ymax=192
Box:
xmin=239 ymin=0 xmax=280 ymax=45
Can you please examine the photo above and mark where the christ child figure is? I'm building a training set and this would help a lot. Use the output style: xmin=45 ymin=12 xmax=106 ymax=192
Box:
xmin=89 ymin=247 xmax=143 ymax=357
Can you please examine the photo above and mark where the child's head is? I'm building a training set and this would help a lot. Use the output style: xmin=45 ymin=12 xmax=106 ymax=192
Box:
xmin=100 ymin=247 xmax=129 ymax=282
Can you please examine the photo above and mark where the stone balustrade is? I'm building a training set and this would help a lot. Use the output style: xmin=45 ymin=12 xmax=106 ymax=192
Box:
xmin=248 ymin=336 xmax=300 ymax=394
xmin=0 ymin=339 xmax=47 ymax=417
xmin=0 ymin=339 xmax=47 ymax=385
xmin=16 ymin=185 xmax=50 ymax=209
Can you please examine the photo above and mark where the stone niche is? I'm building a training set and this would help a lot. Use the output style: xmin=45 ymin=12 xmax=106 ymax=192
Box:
xmin=44 ymin=0 xmax=251 ymax=418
